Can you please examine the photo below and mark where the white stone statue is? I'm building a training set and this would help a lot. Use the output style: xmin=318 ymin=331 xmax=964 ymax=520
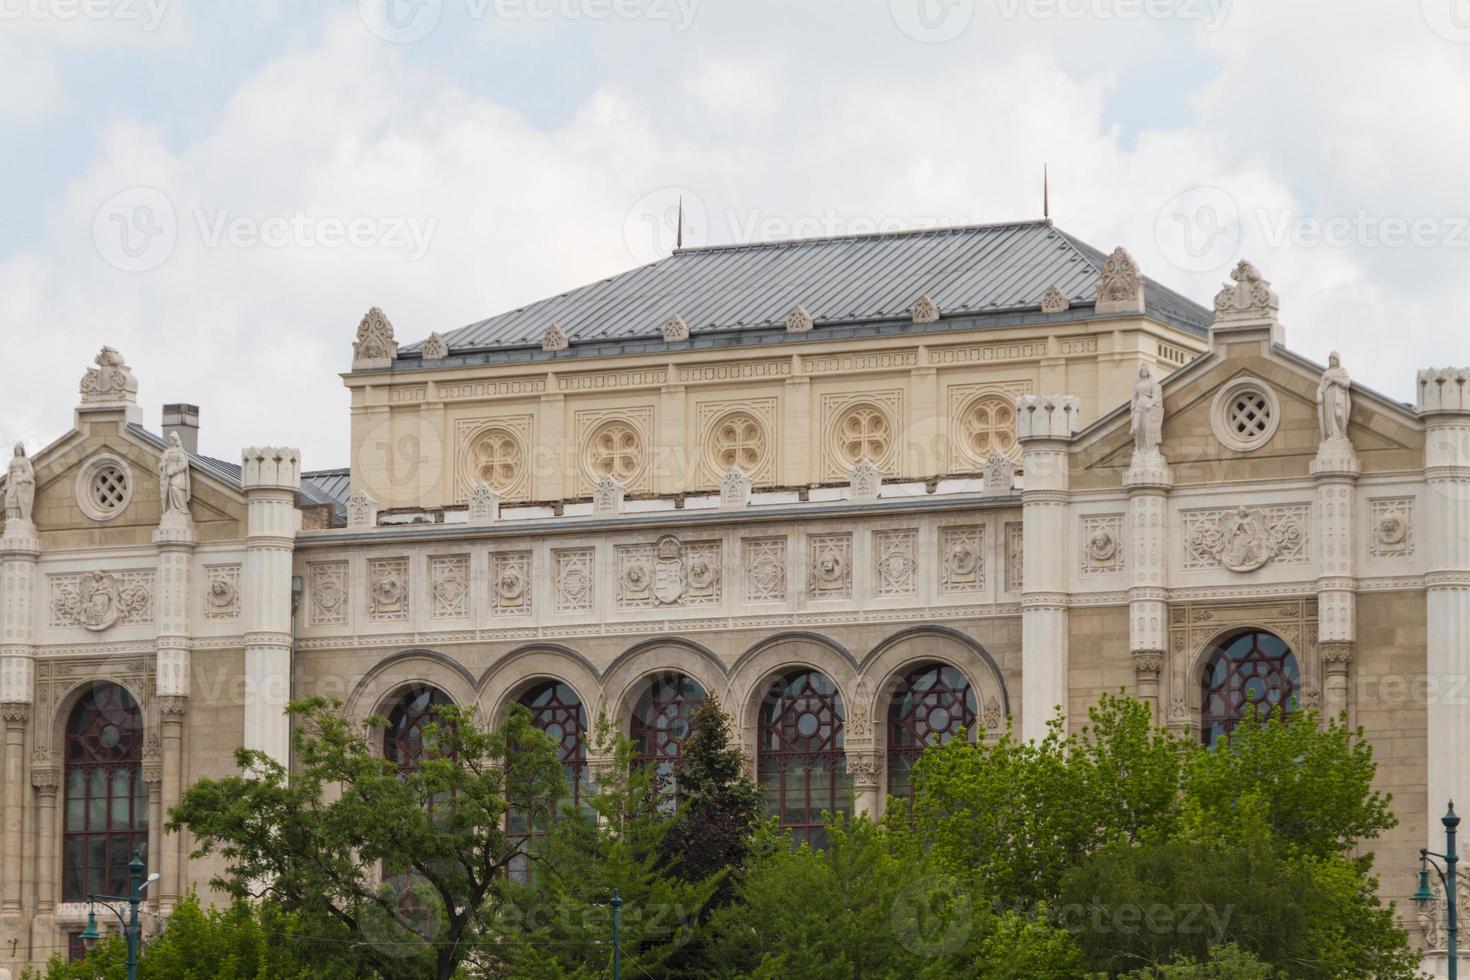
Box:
xmin=1317 ymin=351 xmax=1352 ymax=443
xmin=1130 ymin=364 xmax=1164 ymax=457
xmin=159 ymin=432 xmax=191 ymax=515
xmin=4 ymin=444 xmax=35 ymax=523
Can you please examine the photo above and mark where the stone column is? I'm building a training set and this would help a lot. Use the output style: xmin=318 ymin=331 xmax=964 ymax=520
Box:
xmin=154 ymin=509 xmax=194 ymax=906
xmin=1311 ymin=437 xmax=1360 ymax=722
xmin=1124 ymin=451 xmax=1172 ymax=723
xmin=240 ymin=447 xmax=301 ymax=770
xmin=157 ymin=697 xmax=187 ymax=909
xmin=30 ymin=768 xmax=57 ymax=915
xmin=1017 ymin=395 xmax=1079 ymax=742
xmin=845 ymin=750 xmax=881 ymax=819
xmin=0 ymin=516 xmax=38 ymax=946
xmin=1419 ymin=369 xmax=1470 ymax=842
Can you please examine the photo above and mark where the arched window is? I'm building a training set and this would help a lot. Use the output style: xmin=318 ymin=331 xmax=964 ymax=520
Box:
xmin=63 ymin=684 xmax=147 ymax=902
xmin=887 ymin=663 xmax=977 ymax=804
xmin=630 ymin=674 xmax=706 ymax=801
xmin=1200 ymin=630 xmax=1300 ymax=747
xmin=757 ymin=670 xmax=850 ymax=849
xmin=384 ymin=685 xmax=454 ymax=772
xmin=510 ymin=681 xmax=589 ymax=881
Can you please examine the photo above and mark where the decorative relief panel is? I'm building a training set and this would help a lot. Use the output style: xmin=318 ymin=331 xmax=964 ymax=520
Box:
xmin=940 ymin=525 xmax=984 ymax=593
xmin=743 ymin=537 xmax=787 ymax=603
xmin=309 ymin=561 xmax=348 ymax=626
xmin=49 ymin=571 xmax=153 ymax=631
xmin=808 ymin=534 xmax=853 ymax=600
xmin=553 ymin=548 xmax=595 ymax=614
xmin=1182 ymin=505 xmax=1310 ymax=572
xmin=821 ymin=390 xmax=902 ymax=479
xmin=203 ymin=565 xmax=241 ymax=621
xmin=430 ymin=555 xmax=470 ymax=620
xmin=948 ymin=383 xmax=1030 ymax=468
xmin=576 ymin=407 xmax=654 ymax=493
xmin=1081 ymin=515 xmax=1126 ymax=576
xmin=698 ymin=399 xmax=776 ymax=486
xmin=1369 ymin=497 xmax=1415 ymax=559
xmin=874 ymin=529 xmax=918 ymax=597
xmin=1004 ymin=523 xmax=1024 ymax=593
xmin=803 ymin=351 xmax=916 ymax=374
xmin=928 ymin=340 xmax=1047 ymax=365
xmin=455 ymin=415 xmax=532 ymax=502
xmin=489 ymin=551 xmax=532 ymax=616
xmin=559 ymin=368 xmax=667 ymax=392
xmin=678 ymin=360 xmax=789 ymax=383
xmin=617 ymin=536 xmax=721 ymax=608
xmin=368 ymin=558 xmax=410 ymax=622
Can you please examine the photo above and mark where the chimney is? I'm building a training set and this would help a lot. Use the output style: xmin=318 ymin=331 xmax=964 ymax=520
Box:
xmin=162 ymin=403 xmax=200 ymax=455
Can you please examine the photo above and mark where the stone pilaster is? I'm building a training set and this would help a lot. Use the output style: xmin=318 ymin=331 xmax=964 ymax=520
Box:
xmin=1124 ymin=451 xmax=1172 ymax=723
xmin=1016 ymin=395 xmax=1079 ymax=742
xmin=1310 ymin=438 xmax=1360 ymax=722
xmin=1419 ymin=368 xmax=1470 ymax=843
xmin=0 ymin=516 xmax=37 ymax=958
xmin=157 ymin=696 xmax=187 ymax=909
xmin=845 ymin=750 xmax=881 ymax=818
xmin=29 ymin=768 xmax=57 ymax=914
xmin=240 ymin=447 xmax=301 ymax=771
xmin=1 ymin=704 xmax=27 ymax=917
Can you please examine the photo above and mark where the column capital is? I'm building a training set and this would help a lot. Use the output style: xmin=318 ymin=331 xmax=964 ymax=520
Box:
xmin=844 ymin=751 xmax=881 ymax=789
xmin=0 ymin=520 xmax=40 ymax=555
xmin=0 ymin=703 xmax=29 ymax=725
xmin=30 ymin=767 xmax=59 ymax=793
xmin=1321 ymin=641 xmax=1354 ymax=668
xmin=158 ymin=695 xmax=189 ymax=719
xmin=1309 ymin=440 xmax=1361 ymax=478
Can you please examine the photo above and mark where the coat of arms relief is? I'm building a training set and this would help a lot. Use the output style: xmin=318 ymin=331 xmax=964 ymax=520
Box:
xmin=617 ymin=535 xmax=721 ymax=608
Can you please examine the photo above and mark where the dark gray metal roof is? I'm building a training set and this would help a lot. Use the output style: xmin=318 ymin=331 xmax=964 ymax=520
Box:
xmin=396 ymin=220 xmax=1210 ymax=362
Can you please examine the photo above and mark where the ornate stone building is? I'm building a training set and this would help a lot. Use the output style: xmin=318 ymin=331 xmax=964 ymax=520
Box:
xmin=0 ymin=220 xmax=1458 ymax=971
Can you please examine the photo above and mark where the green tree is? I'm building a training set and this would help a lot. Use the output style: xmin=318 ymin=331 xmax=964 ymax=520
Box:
xmin=492 ymin=715 xmax=721 ymax=979
xmin=168 ymin=697 xmax=565 ymax=980
xmin=1116 ymin=943 xmax=1277 ymax=979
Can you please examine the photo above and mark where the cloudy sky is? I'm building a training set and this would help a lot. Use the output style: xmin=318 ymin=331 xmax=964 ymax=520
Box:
xmin=2 ymin=0 xmax=1468 ymax=467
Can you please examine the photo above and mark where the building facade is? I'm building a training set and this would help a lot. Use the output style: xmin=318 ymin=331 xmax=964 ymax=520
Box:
xmin=0 ymin=220 xmax=1460 ymax=972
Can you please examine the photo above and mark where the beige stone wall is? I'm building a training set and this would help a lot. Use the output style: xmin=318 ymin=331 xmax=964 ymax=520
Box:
xmin=1066 ymin=603 xmax=1133 ymax=728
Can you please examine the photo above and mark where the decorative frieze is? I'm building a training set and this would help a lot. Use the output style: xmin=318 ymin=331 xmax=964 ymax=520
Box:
xmin=1081 ymin=515 xmax=1125 ymax=575
xmin=490 ymin=551 xmax=532 ymax=616
xmin=808 ymin=534 xmax=853 ymax=600
xmin=559 ymin=368 xmax=667 ymax=392
xmin=308 ymin=561 xmax=349 ymax=626
xmin=203 ymin=565 xmax=241 ymax=621
xmin=1182 ymin=505 xmax=1310 ymax=572
xmin=617 ymin=536 xmax=721 ymax=609
xmin=744 ymin=537 xmax=787 ymax=603
xmin=940 ymin=525 xmax=984 ymax=593
xmin=435 ymin=378 xmax=545 ymax=400
xmin=1005 ymin=522 xmax=1024 ymax=592
xmin=48 ymin=571 xmax=153 ymax=631
xmin=677 ymin=360 xmax=789 ymax=383
xmin=1369 ymin=497 xmax=1415 ymax=558
xmin=803 ymin=351 xmax=916 ymax=374
xmin=368 ymin=557 xmax=410 ymax=622
xmin=430 ymin=555 xmax=470 ymax=620
xmin=553 ymin=548 xmax=595 ymax=613
xmin=874 ymin=530 xmax=918 ymax=598
xmin=928 ymin=341 xmax=1047 ymax=366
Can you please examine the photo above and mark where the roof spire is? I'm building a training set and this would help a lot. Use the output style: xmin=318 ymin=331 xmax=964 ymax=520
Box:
xmin=676 ymin=196 xmax=684 ymax=250
xmin=1043 ymin=164 xmax=1050 ymax=221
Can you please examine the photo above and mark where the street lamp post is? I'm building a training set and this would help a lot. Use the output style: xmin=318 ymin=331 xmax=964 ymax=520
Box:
xmin=78 ymin=851 xmax=159 ymax=980
xmin=610 ymin=888 xmax=623 ymax=980
xmin=1416 ymin=802 xmax=1461 ymax=979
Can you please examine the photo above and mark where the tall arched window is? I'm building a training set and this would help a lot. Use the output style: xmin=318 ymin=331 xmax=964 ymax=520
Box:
xmin=757 ymin=670 xmax=850 ymax=849
xmin=1201 ymin=630 xmax=1300 ymax=747
xmin=63 ymin=684 xmax=147 ymax=902
xmin=630 ymin=674 xmax=706 ymax=801
xmin=887 ymin=663 xmax=976 ymax=804
xmin=510 ymin=681 xmax=589 ymax=881
xmin=384 ymin=685 xmax=454 ymax=772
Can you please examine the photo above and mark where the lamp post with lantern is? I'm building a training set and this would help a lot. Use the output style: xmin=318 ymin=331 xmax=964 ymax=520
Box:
xmin=78 ymin=851 xmax=158 ymax=980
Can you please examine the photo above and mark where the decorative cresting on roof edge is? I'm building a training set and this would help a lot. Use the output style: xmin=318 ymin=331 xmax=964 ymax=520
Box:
xmin=352 ymin=307 xmax=397 ymax=369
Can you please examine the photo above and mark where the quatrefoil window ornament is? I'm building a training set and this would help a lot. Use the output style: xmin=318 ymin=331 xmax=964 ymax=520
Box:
xmin=586 ymin=421 xmax=643 ymax=484
xmin=834 ymin=404 xmax=892 ymax=468
xmin=467 ymin=427 xmax=523 ymax=493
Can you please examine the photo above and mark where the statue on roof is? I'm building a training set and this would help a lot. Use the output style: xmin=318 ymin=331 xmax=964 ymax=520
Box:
xmin=4 ymin=444 xmax=34 ymax=523
xmin=1317 ymin=351 xmax=1352 ymax=444
xmin=79 ymin=346 xmax=138 ymax=405
xmin=1130 ymin=363 xmax=1164 ymax=458
xmin=160 ymin=432 xmax=191 ymax=515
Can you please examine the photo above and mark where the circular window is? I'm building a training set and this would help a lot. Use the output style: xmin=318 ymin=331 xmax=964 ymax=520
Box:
xmin=1211 ymin=379 xmax=1280 ymax=452
xmin=585 ymin=420 xmax=644 ymax=485
xmin=960 ymin=395 xmax=1018 ymax=464
xmin=832 ymin=403 xmax=893 ymax=469
xmin=708 ymin=411 xmax=768 ymax=477
xmin=75 ymin=455 xmax=133 ymax=522
xmin=464 ymin=426 xmax=523 ymax=494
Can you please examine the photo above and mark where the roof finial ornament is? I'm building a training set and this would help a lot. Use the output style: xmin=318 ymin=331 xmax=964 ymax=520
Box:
xmin=1095 ymin=246 xmax=1146 ymax=315
xmin=1213 ymin=259 xmax=1280 ymax=323
xmin=420 ymin=331 xmax=449 ymax=360
xmin=786 ymin=303 xmax=813 ymax=334
xmin=912 ymin=294 xmax=940 ymax=324
xmin=542 ymin=323 xmax=570 ymax=352
xmin=676 ymin=196 xmax=684 ymax=250
xmin=663 ymin=314 xmax=690 ymax=342
xmin=1040 ymin=284 xmax=1070 ymax=313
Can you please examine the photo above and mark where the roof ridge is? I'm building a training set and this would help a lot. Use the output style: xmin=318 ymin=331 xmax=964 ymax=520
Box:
xmin=671 ymin=217 xmax=1053 ymax=255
